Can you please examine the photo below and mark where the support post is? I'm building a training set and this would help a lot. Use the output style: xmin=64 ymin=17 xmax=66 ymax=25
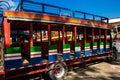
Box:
xmin=3 ymin=18 xmax=10 ymax=48
xmin=62 ymin=25 xmax=65 ymax=44
xmin=48 ymin=24 xmax=51 ymax=45
xmin=84 ymin=27 xmax=86 ymax=43
xmin=105 ymin=29 xmax=107 ymax=42
xmin=30 ymin=23 xmax=33 ymax=46
xmin=92 ymin=28 xmax=94 ymax=42
xmin=99 ymin=29 xmax=101 ymax=42
xmin=74 ymin=26 xmax=77 ymax=44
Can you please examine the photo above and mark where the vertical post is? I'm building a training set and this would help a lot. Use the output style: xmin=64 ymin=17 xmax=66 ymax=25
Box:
xmin=74 ymin=26 xmax=77 ymax=44
xmin=62 ymin=25 xmax=65 ymax=44
xmin=40 ymin=26 xmax=42 ymax=42
xmin=59 ymin=8 xmax=61 ymax=16
xmin=3 ymin=18 xmax=10 ymax=48
xmin=42 ymin=4 xmax=45 ymax=13
xmin=99 ymin=29 xmax=101 ymax=42
xmin=48 ymin=24 xmax=51 ymax=45
xmin=84 ymin=13 xmax=86 ymax=19
xmin=30 ymin=23 xmax=33 ymax=46
xmin=110 ymin=30 xmax=112 ymax=49
xmin=58 ymin=27 xmax=61 ymax=41
xmin=105 ymin=29 xmax=107 ymax=42
xmin=84 ymin=27 xmax=86 ymax=43
xmin=92 ymin=28 xmax=94 ymax=42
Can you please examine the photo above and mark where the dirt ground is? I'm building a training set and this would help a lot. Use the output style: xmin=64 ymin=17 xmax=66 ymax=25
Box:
xmin=64 ymin=54 xmax=120 ymax=80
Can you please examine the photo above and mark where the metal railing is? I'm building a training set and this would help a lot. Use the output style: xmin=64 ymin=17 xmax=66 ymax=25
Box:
xmin=0 ymin=0 xmax=109 ymax=24
xmin=21 ymin=0 xmax=109 ymax=23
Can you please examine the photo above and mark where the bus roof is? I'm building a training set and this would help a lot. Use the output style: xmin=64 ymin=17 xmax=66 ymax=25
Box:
xmin=1 ymin=0 xmax=109 ymax=28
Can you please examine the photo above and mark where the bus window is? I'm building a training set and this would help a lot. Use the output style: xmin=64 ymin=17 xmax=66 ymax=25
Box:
xmin=77 ymin=28 xmax=84 ymax=41
xmin=107 ymin=30 xmax=110 ymax=40
xmin=42 ymin=30 xmax=48 ymax=42
xmin=77 ymin=32 xmax=83 ymax=40
xmin=51 ymin=31 xmax=59 ymax=41
xmin=117 ymin=27 xmax=120 ymax=33
xmin=94 ymin=28 xmax=99 ymax=40
xmin=10 ymin=30 xmax=19 ymax=47
xmin=33 ymin=30 xmax=41 ymax=42
xmin=101 ymin=29 xmax=105 ymax=42
xmin=86 ymin=27 xmax=92 ymax=40
xmin=66 ymin=31 xmax=73 ymax=41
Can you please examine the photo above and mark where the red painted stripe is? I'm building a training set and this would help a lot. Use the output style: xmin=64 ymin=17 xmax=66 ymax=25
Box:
xmin=63 ymin=50 xmax=70 ymax=52
xmin=5 ymin=55 xmax=21 ymax=58
xmin=85 ymin=48 xmax=90 ymax=49
xmin=5 ymin=69 xmax=10 ymax=72
xmin=31 ymin=54 xmax=41 ymax=56
xmin=15 ymin=68 xmax=19 ymax=70
xmin=49 ymin=51 xmax=57 ymax=54
xmin=0 ymin=72 xmax=5 ymax=74
xmin=24 ymin=66 xmax=28 ymax=68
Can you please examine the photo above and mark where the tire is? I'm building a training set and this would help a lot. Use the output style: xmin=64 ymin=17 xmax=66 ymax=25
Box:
xmin=48 ymin=62 xmax=68 ymax=80
xmin=106 ymin=50 xmax=118 ymax=62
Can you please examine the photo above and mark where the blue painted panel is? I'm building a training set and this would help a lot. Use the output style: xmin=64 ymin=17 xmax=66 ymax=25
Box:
xmin=84 ymin=50 xmax=90 ymax=56
xmin=31 ymin=57 xmax=42 ymax=64
xmin=63 ymin=53 xmax=70 ymax=59
xmin=100 ymin=48 xmax=104 ymax=53
xmin=106 ymin=48 xmax=110 ymax=52
xmin=48 ymin=55 xmax=58 ymax=62
xmin=5 ymin=59 xmax=22 ymax=69
xmin=93 ymin=49 xmax=97 ymax=54
xmin=75 ymin=51 xmax=81 ymax=57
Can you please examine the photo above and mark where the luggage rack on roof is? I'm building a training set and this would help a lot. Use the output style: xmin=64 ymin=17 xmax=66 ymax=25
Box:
xmin=0 ymin=0 xmax=108 ymax=24
xmin=20 ymin=0 xmax=108 ymax=23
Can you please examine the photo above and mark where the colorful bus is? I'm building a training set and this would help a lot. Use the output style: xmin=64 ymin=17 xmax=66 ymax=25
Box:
xmin=0 ymin=0 xmax=116 ymax=80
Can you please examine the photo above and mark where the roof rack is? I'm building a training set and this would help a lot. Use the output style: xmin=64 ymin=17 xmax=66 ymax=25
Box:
xmin=0 ymin=0 xmax=109 ymax=24
xmin=20 ymin=0 xmax=109 ymax=23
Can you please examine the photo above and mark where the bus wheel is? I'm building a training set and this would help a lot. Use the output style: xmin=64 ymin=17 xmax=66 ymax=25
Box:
xmin=111 ymin=50 xmax=118 ymax=61
xmin=106 ymin=51 xmax=117 ymax=62
xmin=48 ymin=62 xmax=68 ymax=80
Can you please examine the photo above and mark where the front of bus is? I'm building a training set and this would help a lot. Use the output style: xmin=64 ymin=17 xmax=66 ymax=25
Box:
xmin=0 ymin=0 xmax=20 ymax=79
xmin=0 ymin=18 xmax=5 ymax=80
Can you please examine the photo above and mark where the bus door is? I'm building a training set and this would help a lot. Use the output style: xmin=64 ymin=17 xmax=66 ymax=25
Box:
xmin=33 ymin=24 xmax=48 ymax=61
xmin=77 ymin=27 xmax=84 ymax=51
xmin=9 ymin=24 xmax=30 ymax=67
xmin=65 ymin=26 xmax=74 ymax=55
xmin=100 ymin=29 xmax=105 ymax=53
xmin=94 ymin=28 xmax=100 ymax=54
xmin=51 ymin=25 xmax=63 ymax=53
xmin=17 ymin=29 xmax=30 ymax=65
xmin=50 ymin=25 xmax=63 ymax=59
xmin=85 ymin=27 xmax=92 ymax=56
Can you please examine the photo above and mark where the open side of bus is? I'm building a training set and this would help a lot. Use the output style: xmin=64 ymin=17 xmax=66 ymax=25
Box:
xmin=0 ymin=1 xmax=113 ymax=80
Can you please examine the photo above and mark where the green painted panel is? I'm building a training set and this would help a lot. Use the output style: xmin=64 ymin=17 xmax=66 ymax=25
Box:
xmin=106 ymin=42 xmax=110 ymax=45
xmin=5 ymin=47 xmax=21 ymax=54
xmin=100 ymin=42 xmax=104 ymax=45
xmin=63 ymin=44 xmax=70 ymax=49
xmin=30 ymin=46 xmax=41 ymax=52
xmin=49 ymin=45 xmax=57 ymax=50
xmin=85 ymin=43 xmax=90 ymax=47
xmin=75 ymin=43 xmax=80 ymax=47
xmin=93 ymin=42 xmax=97 ymax=46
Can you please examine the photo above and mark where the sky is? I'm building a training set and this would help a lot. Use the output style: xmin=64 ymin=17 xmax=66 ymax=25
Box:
xmin=0 ymin=0 xmax=120 ymax=18
xmin=38 ymin=0 xmax=120 ymax=18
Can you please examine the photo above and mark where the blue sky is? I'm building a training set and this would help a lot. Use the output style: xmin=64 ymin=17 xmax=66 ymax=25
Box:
xmin=34 ymin=0 xmax=120 ymax=18
xmin=1 ymin=0 xmax=120 ymax=18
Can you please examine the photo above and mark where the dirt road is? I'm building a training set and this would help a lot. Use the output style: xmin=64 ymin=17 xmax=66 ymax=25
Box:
xmin=64 ymin=54 xmax=120 ymax=80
